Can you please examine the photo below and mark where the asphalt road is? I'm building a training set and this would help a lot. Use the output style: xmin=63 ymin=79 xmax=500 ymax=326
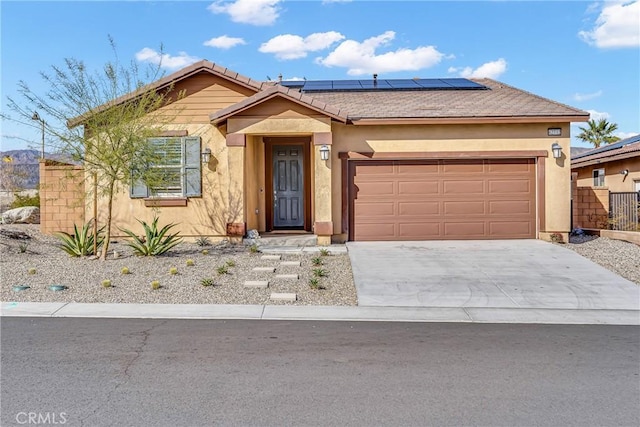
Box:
xmin=1 ymin=319 xmax=638 ymax=427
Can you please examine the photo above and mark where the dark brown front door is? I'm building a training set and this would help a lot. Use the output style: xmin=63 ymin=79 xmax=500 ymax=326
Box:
xmin=273 ymin=145 xmax=304 ymax=228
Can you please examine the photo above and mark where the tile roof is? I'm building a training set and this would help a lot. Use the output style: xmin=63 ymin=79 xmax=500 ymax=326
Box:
xmin=571 ymin=134 xmax=640 ymax=168
xmin=69 ymin=60 xmax=271 ymax=127
xmin=305 ymin=79 xmax=589 ymax=122
xmin=209 ymin=85 xmax=349 ymax=125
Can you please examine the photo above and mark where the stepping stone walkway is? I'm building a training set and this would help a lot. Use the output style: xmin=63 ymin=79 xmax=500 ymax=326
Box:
xmin=252 ymin=267 xmax=275 ymax=272
xmin=270 ymin=292 xmax=297 ymax=302
xmin=243 ymin=253 xmax=307 ymax=301
xmin=244 ymin=281 xmax=269 ymax=289
xmin=280 ymin=261 xmax=301 ymax=267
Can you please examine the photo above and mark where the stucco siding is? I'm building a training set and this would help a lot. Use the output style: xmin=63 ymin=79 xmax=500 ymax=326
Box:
xmin=574 ymin=157 xmax=640 ymax=192
xmin=330 ymin=122 xmax=571 ymax=239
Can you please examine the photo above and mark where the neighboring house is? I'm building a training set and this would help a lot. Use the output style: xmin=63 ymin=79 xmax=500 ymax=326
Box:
xmin=571 ymin=134 xmax=640 ymax=230
xmin=43 ymin=60 xmax=589 ymax=243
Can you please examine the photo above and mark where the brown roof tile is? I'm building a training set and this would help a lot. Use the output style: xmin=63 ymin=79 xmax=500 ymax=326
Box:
xmin=307 ymin=79 xmax=588 ymax=121
xmin=572 ymin=139 xmax=640 ymax=168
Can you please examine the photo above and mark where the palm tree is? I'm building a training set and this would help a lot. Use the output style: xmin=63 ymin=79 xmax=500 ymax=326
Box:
xmin=576 ymin=118 xmax=621 ymax=148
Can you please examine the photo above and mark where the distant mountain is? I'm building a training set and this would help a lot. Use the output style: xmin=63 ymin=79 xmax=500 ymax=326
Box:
xmin=0 ymin=149 xmax=74 ymax=190
xmin=570 ymin=146 xmax=592 ymax=158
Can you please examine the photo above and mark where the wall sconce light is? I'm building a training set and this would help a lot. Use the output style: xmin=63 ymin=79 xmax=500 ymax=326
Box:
xmin=551 ymin=142 xmax=562 ymax=159
xmin=201 ymin=148 xmax=211 ymax=164
xmin=620 ymin=169 xmax=629 ymax=176
xmin=319 ymin=145 xmax=330 ymax=161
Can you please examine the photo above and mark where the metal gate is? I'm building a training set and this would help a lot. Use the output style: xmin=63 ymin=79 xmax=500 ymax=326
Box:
xmin=609 ymin=192 xmax=639 ymax=231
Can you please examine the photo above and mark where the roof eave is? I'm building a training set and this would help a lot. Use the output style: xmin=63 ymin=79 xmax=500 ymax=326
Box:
xmin=68 ymin=60 xmax=266 ymax=128
xmin=210 ymin=89 xmax=348 ymax=126
xmin=349 ymin=115 xmax=590 ymax=125
xmin=571 ymin=150 xmax=640 ymax=168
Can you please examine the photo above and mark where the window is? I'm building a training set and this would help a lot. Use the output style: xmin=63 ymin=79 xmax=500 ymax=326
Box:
xmin=593 ymin=168 xmax=605 ymax=187
xmin=130 ymin=136 xmax=202 ymax=198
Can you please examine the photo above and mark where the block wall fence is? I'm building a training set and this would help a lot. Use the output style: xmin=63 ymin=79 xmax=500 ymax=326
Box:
xmin=39 ymin=160 xmax=85 ymax=234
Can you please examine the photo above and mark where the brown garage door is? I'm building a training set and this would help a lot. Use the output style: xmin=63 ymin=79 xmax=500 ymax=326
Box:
xmin=350 ymin=159 xmax=536 ymax=240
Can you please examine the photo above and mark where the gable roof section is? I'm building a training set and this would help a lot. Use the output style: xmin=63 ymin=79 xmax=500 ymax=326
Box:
xmin=306 ymin=79 xmax=589 ymax=124
xmin=68 ymin=60 xmax=270 ymax=127
xmin=209 ymin=84 xmax=349 ymax=125
xmin=571 ymin=134 xmax=640 ymax=168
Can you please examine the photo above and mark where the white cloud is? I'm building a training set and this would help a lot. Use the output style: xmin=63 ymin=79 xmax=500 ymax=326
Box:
xmin=449 ymin=58 xmax=507 ymax=79
xmin=616 ymin=131 xmax=639 ymax=140
xmin=260 ymin=32 xmax=345 ymax=60
xmin=203 ymin=35 xmax=247 ymax=49
xmin=315 ymin=31 xmax=444 ymax=76
xmin=135 ymin=48 xmax=200 ymax=70
xmin=283 ymin=76 xmax=305 ymax=81
xmin=579 ymin=1 xmax=640 ymax=48
xmin=586 ymin=109 xmax=611 ymax=121
xmin=208 ymin=0 xmax=281 ymax=26
xmin=573 ymin=90 xmax=603 ymax=102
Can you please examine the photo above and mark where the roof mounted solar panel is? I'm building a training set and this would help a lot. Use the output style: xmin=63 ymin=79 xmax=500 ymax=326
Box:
xmin=280 ymin=77 xmax=487 ymax=92
xmin=358 ymin=80 xmax=393 ymax=89
xmin=439 ymin=78 xmax=486 ymax=89
xmin=387 ymin=79 xmax=422 ymax=89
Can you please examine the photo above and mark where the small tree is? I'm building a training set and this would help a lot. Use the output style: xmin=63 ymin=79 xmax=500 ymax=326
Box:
xmin=6 ymin=39 xmax=185 ymax=259
xmin=576 ymin=118 xmax=621 ymax=148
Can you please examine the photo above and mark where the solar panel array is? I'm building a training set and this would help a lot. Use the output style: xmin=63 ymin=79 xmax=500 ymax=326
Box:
xmin=279 ymin=78 xmax=487 ymax=92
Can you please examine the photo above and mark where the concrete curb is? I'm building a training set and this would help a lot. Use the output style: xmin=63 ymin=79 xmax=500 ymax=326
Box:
xmin=2 ymin=302 xmax=639 ymax=325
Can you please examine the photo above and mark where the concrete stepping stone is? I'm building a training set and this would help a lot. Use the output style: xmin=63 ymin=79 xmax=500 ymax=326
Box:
xmin=270 ymin=293 xmax=297 ymax=302
xmin=280 ymin=261 xmax=301 ymax=267
xmin=253 ymin=267 xmax=276 ymax=272
xmin=275 ymin=274 xmax=299 ymax=280
xmin=261 ymin=255 xmax=282 ymax=260
xmin=244 ymin=281 xmax=269 ymax=289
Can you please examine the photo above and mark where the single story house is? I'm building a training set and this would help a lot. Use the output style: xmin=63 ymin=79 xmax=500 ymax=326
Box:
xmin=571 ymin=134 xmax=640 ymax=231
xmin=571 ymin=134 xmax=640 ymax=193
xmin=53 ymin=60 xmax=590 ymax=244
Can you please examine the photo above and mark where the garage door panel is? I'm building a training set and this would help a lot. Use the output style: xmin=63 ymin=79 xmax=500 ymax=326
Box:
xmin=399 ymin=202 xmax=440 ymax=215
xmin=442 ymin=160 xmax=485 ymax=173
xmin=356 ymin=181 xmax=395 ymax=195
xmin=444 ymin=222 xmax=486 ymax=237
xmin=444 ymin=201 xmax=485 ymax=215
xmin=398 ymin=181 xmax=439 ymax=195
xmin=351 ymin=159 xmax=536 ymax=240
xmin=489 ymin=221 xmax=533 ymax=237
xmin=354 ymin=223 xmax=396 ymax=240
xmin=355 ymin=202 xmax=395 ymax=217
xmin=398 ymin=162 xmax=438 ymax=174
xmin=490 ymin=200 xmax=532 ymax=214
xmin=487 ymin=159 xmax=533 ymax=173
xmin=443 ymin=180 xmax=484 ymax=194
xmin=489 ymin=179 xmax=531 ymax=194
xmin=398 ymin=222 xmax=441 ymax=238
xmin=355 ymin=163 xmax=395 ymax=175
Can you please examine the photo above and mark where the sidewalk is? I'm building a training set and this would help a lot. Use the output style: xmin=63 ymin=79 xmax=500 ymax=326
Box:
xmin=2 ymin=301 xmax=639 ymax=325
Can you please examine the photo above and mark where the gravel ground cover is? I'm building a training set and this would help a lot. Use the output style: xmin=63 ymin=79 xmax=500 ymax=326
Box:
xmin=0 ymin=225 xmax=357 ymax=306
xmin=561 ymin=234 xmax=640 ymax=285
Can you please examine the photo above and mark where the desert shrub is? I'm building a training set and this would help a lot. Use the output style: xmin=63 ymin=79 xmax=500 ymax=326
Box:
xmin=120 ymin=216 xmax=182 ymax=256
xmin=55 ymin=222 xmax=105 ymax=257
xmin=10 ymin=191 xmax=40 ymax=209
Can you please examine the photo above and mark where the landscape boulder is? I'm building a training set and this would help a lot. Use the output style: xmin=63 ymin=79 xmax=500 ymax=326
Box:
xmin=1 ymin=206 xmax=40 ymax=224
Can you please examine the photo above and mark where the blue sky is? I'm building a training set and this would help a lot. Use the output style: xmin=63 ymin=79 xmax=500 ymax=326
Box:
xmin=1 ymin=0 xmax=639 ymax=152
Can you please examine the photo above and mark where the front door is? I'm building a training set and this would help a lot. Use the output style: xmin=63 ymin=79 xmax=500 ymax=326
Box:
xmin=272 ymin=145 xmax=304 ymax=228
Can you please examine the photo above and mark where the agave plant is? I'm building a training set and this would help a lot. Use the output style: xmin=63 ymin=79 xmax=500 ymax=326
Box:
xmin=55 ymin=223 xmax=105 ymax=257
xmin=119 ymin=216 xmax=182 ymax=256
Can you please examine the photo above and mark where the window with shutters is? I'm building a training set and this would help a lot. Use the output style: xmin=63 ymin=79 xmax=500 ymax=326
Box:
xmin=130 ymin=136 xmax=202 ymax=198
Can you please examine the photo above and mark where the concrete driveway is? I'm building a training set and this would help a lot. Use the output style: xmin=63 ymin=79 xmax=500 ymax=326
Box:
xmin=347 ymin=240 xmax=640 ymax=310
